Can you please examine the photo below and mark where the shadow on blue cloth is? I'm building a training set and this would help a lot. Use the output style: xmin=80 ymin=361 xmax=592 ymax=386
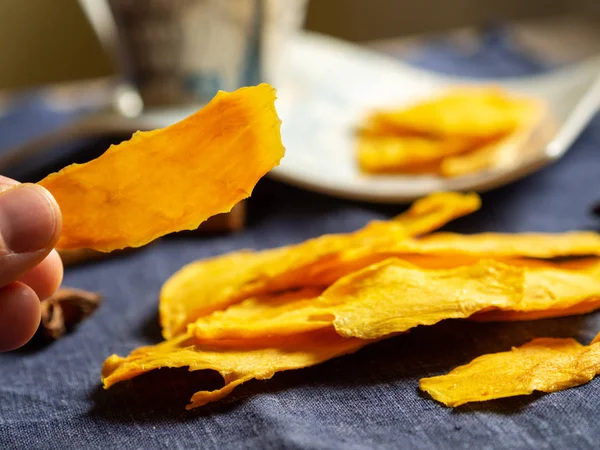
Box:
xmin=86 ymin=313 xmax=589 ymax=424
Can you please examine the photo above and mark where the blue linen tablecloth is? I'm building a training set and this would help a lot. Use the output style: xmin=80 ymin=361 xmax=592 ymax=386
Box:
xmin=1 ymin=29 xmax=600 ymax=449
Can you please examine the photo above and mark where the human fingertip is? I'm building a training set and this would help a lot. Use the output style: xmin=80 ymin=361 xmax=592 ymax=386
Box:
xmin=0 ymin=183 xmax=62 ymax=254
xmin=0 ymin=282 xmax=41 ymax=352
xmin=18 ymin=250 xmax=64 ymax=301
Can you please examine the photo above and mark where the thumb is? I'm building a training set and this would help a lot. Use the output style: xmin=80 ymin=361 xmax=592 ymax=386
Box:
xmin=0 ymin=183 xmax=62 ymax=287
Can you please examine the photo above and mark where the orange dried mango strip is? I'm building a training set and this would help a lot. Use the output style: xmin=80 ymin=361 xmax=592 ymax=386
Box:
xmin=192 ymin=259 xmax=524 ymax=340
xmin=356 ymin=135 xmax=477 ymax=174
xmin=192 ymin=288 xmax=325 ymax=341
xmin=273 ymin=191 xmax=481 ymax=289
xmin=38 ymin=84 xmax=285 ymax=252
xmin=159 ymin=248 xmax=287 ymax=338
xmin=440 ymin=100 xmax=551 ymax=177
xmin=363 ymin=191 xmax=481 ymax=238
xmin=162 ymin=194 xmax=600 ymax=339
xmin=412 ymin=231 xmax=600 ymax=259
xmin=419 ymin=333 xmax=600 ymax=407
xmin=159 ymin=192 xmax=480 ymax=338
xmin=305 ymin=232 xmax=600 ymax=287
xmin=102 ymin=329 xmax=371 ymax=410
xmin=320 ymin=259 xmax=523 ymax=339
xmin=366 ymin=86 xmax=540 ymax=139
xmin=163 ymin=229 xmax=599 ymax=339
xmin=325 ymin=259 xmax=600 ymax=339
xmin=192 ymin=258 xmax=600 ymax=341
xmin=472 ymin=260 xmax=600 ymax=321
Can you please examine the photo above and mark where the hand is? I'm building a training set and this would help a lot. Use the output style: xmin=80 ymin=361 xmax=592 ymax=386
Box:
xmin=0 ymin=176 xmax=63 ymax=351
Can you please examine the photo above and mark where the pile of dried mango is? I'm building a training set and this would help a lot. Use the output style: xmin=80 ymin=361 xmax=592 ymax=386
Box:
xmin=356 ymin=86 xmax=553 ymax=177
xmin=36 ymin=84 xmax=600 ymax=410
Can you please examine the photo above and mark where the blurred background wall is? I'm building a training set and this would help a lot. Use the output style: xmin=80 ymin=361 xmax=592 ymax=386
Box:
xmin=306 ymin=0 xmax=570 ymax=41
xmin=0 ymin=0 xmax=114 ymax=91
xmin=0 ymin=0 xmax=599 ymax=92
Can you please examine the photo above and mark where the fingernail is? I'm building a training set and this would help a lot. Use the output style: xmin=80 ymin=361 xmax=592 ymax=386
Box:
xmin=0 ymin=184 xmax=58 ymax=253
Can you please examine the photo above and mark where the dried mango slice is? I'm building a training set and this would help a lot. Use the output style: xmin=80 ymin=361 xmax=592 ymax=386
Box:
xmin=319 ymin=259 xmax=523 ymax=339
xmin=419 ymin=333 xmax=600 ymax=407
xmin=160 ymin=192 xmax=480 ymax=338
xmin=367 ymin=87 xmax=540 ymax=139
xmin=322 ymin=259 xmax=600 ymax=337
xmin=159 ymin=236 xmax=378 ymax=339
xmin=163 ymin=227 xmax=599 ymax=339
xmin=102 ymin=328 xmax=372 ymax=409
xmin=414 ymin=231 xmax=600 ymax=259
xmin=305 ymin=232 xmax=600 ymax=287
xmin=440 ymin=101 xmax=551 ymax=177
xmin=192 ymin=259 xmax=525 ymax=340
xmin=159 ymin=248 xmax=288 ymax=339
xmin=356 ymin=135 xmax=477 ymax=174
xmin=192 ymin=258 xmax=600 ymax=341
xmin=162 ymin=194 xmax=600 ymax=339
xmin=38 ymin=84 xmax=285 ymax=252
xmin=472 ymin=261 xmax=600 ymax=321
xmin=192 ymin=288 xmax=325 ymax=341
xmin=362 ymin=191 xmax=481 ymax=238
xmin=440 ymin=128 xmax=525 ymax=178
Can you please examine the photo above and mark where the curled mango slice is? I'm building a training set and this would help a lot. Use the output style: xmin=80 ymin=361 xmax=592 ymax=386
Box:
xmin=362 ymin=191 xmax=481 ymax=238
xmin=159 ymin=248 xmax=288 ymax=339
xmin=160 ymin=192 xmax=481 ymax=338
xmin=191 ymin=288 xmax=325 ymax=341
xmin=161 ymin=189 xmax=600 ymax=339
xmin=472 ymin=260 xmax=600 ymax=321
xmin=420 ymin=333 xmax=600 ymax=407
xmin=102 ymin=329 xmax=371 ymax=410
xmin=191 ymin=259 xmax=523 ymax=340
xmin=191 ymin=259 xmax=600 ymax=341
xmin=415 ymin=231 xmax=600 ymax=259
xmin=38 ymin=84 xmax=285 ymax=252
xmin=294 ymin=231 xmax=600 ymax=291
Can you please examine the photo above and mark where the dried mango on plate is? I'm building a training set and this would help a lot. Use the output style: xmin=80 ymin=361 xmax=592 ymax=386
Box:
xmin=38 ymin=84 xmax=285 ymax=252
xmin=356 ymin=135 xmax=477 ymax=174
xmin=439 ymin=111 xmax=553 ymax=178
xmin=356 ymin=86 xmax=549 ymax=177
xmin=365 ymin=87 xmax=538 ymax=139
xmin=419 ymin=332 xmax=600 ymax=407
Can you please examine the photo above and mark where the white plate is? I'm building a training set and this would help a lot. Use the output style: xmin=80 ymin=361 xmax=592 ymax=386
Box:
xmin=270 ymin=32 xmax=600 ymax=203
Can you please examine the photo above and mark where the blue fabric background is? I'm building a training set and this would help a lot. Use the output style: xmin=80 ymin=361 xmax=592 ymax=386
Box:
xmin=1 ymin=29 xmax=600 ymax=449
